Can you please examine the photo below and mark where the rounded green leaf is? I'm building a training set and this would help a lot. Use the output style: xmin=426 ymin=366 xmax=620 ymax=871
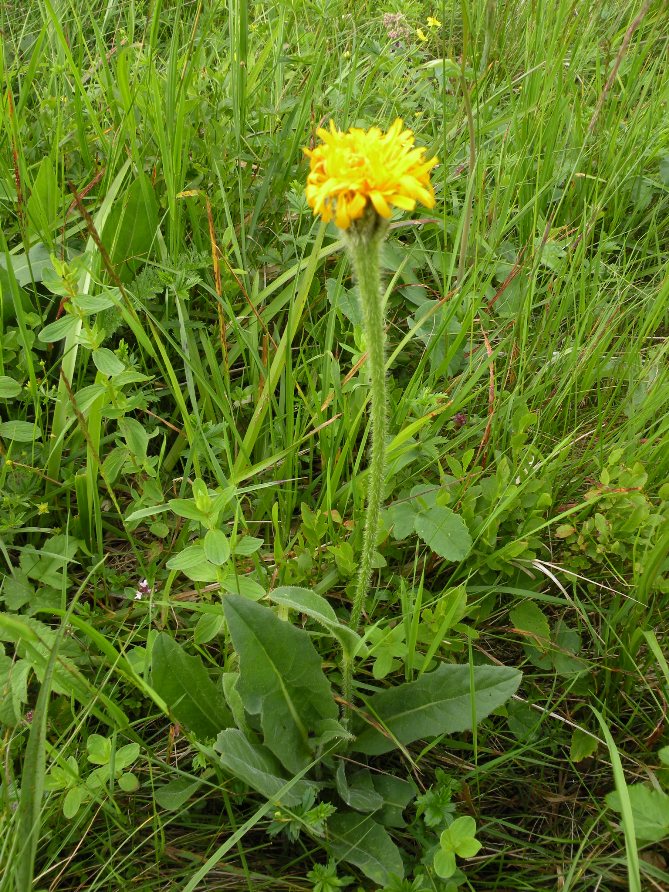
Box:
xmin=92 ymin=348 xmax=125 ymax=377
xmin=446 ymin=815 xmax=477 ymax=847
xmin=414 ymin=505 xmax=472 ymax=561
xmin=456 ymin=837 xmax=482 ymax=858
xmin=433 ymin=848 xmax=456 ymax=879
xmin=0 ymin=376 xmax=21 ymax=399
xmin=63 ymin=785 xmax=85 ymax=820
xmin=118 ymin=771 xmax=139 ymax=792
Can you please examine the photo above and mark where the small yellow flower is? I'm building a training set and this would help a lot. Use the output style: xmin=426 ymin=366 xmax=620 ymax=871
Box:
xmin=427 ymin=16 xmax=442 ymax=28
xmin=37 ymin=503 xmax=50 ymax=515
xmin=303 ymin=119 xmax=438 ymax=230
xmin=416 ymin=27 xmax=428 ymax=42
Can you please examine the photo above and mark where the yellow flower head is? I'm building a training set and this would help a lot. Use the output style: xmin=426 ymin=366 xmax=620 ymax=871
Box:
xmin=416 ymin=27 xmax=428 ymax=42
xmin=427 ymin=16 xmax=442 ymax=28
xmin=303 ymin=119 xmax=438 ymax=230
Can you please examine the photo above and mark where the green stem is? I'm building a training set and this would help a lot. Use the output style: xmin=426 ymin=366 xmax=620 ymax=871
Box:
xmin=341 ymin=218 xmax=388 ymax=713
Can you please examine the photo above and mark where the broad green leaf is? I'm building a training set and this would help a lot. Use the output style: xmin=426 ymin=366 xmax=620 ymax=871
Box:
xmin=1 ymin=242 xmax=55 ymax=286
xmin=414 ymin=506 xmax=472 ymax=561
xmin=0 ymin=420 xmax=40 ymax=442
xmin=155 ymin=777 xmax=203 ymax=811
xmin=114 ymin=743 xmax=140 ymax=772
xmin=92 ymin=348 xmax=125 ymax=377
xmin=125 ymin=504 xmax=172 ymax=524
xmin=38 ymin=314 xmax=79 ymax=343
xmin=267 ymin=586 xmax=366 ymax=658
xmin=352 ymin=664 xmax=522 ymax=755
xmin=119 ymin=417 xmax=149 ymax=461
xmin=221 ymin=672 xmax=252 ymax=736
xmin=194 ymin=610 xmax=226 ymax=645
xmin=0 ymin=655 xmax=30 ymax=726
xmin=385 ymin=501 xmax=417 ymax=540
xmin=232 ymin=536 xmax=264 ymax=556
xmin=326 ymin=277 xmax=363 ymax=326
xmin=168 ymin=499 xmax=211 ymax=524
xmin=101 ymin=173 xmax=158 ymax=280
xmin=552 ymin=623 xmax=586 ymax=676
xmin=442 ymin=815 xmax=478 ymax=851
xmin=166 ymin=545 xmax=218 ymax=583
xmin=606 ymin=784 xmax=669 ymax=842
xmin=72 ymin=383 xmax=106 ymax=414
xmin=328 ymin=812 xmax=404 ymax=885
xmin=150 ymin=633 xmax=231 ymax=739
xmin=336 ymin=762 xmax=384 ymax=813
xmin=506 ymin=699 xmax=538 ymax=741
xmin=75 ymin=293 xmax=117 ymax=314
xmin=118 ymin=772 xmax=139 ymax=792
xmin=204 ymin=529 xmax=231 ymax=565
xmin=63 ymin=786 xmax=85 ymax=820
xmin=165 ymin=544 xmax=207 ymax=571
xmin=219 ymin=573 xmax=266 ymax=600
xmin=215 ymin=728 xmax=317 ymax=807
xmin=0 ymin=376 xmax=21 ymax=399
xmin=26 ymin=157 xmax=59 ymax=234
xmin=371 ymin=774 xmax=417 ymax=828
xmin=87 ymin=734 xmax=112 ymax=765
xmin=268 ymin=586 xmax=338 ymax=623
xmin=434 ymin=848 xmax=457 ymax=879
xmin=102 ymin=446 xmax=129 ymax=485
xmin=223 ymin=595 xmax=337 ymax=772
xmin=510 ymin=601 xmax=551 ymax=651
xmin=570 ymin=727 xmax=598 ymax=762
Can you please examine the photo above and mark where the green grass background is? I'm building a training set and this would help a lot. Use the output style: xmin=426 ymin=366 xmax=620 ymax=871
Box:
xmin=1 ymin=0 xmax=668 ymax=889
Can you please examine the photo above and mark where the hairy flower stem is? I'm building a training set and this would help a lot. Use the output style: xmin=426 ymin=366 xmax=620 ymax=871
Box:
xmin=342 ymin=217 xmax=388 ymax=714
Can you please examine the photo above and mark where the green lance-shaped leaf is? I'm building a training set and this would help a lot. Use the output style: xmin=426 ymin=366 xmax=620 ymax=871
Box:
xmin=223 ymin=595 xmax=337 ymax=773
xmin=328 ymin=812 xmax=404 ymax=885
xmin=215 ymin=728 xmax=318 ymax=807
xmin=352 ymin=664 xmax=521 ymax=755
xmin=151 ymin=633 xmax=232 ymax=740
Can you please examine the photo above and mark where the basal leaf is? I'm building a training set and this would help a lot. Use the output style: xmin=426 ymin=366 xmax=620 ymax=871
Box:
xmin=150 ymin=633 xmax=231 ymax=740
xmin=215 ymin=728 xmax=317 ymax=807
xmin=335 ymin=762 xmax=384 ymax=813
xmin=267 ymin=586 xmax=366 ymax=657
xmin=268 ymin=586 xmax=338 ymax=623
xmin=352 ymin=664 xmax=521 ymax=755
xmin=328 ymin=812 xmax=404 ymax=885
xmin=223 ymin=595 xmax=337 ymax=772
xmin=371 ymin=773 xmax=417 ymax=828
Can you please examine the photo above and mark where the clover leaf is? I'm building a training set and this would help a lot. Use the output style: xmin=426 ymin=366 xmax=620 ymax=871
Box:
xmin=433 ymin=815 xmax=482 ymax=879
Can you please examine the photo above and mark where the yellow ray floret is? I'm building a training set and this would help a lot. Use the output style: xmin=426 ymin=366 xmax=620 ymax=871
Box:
xmin=303 ymin=119 xmax=438 ymax=230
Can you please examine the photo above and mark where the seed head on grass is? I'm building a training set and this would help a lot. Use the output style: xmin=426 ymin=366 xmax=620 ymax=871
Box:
xmin=303 ymin=118 xmax=438 ymax=231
